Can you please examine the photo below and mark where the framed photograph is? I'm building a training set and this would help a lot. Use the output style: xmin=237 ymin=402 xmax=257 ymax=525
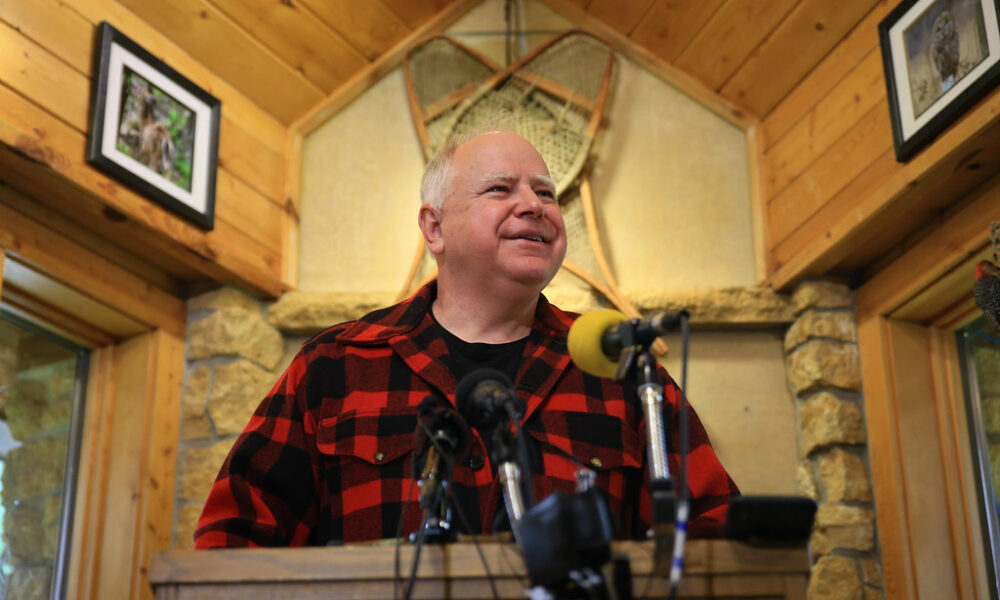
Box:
xmin=879 ymin=0 xmax=1000 ymax=162
xmin=86 ymin=22 xmax=220 ymax=230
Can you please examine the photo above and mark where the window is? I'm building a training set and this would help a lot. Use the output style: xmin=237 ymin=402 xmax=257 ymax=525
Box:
xmin=959 ymin=315 xmax=1000 ymax=600
xmin=0 ymin=311 xmax=88 ymax=600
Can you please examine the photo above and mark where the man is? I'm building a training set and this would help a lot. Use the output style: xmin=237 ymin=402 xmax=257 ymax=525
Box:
xmin=195 ymin=131 xmax=737 ymax=548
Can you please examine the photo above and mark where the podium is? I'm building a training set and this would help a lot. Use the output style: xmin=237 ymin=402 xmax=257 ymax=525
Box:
xmin=150 ymin=539 xmax=809 ymax=599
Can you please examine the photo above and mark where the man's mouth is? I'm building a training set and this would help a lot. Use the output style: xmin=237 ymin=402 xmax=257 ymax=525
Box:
xmin=518 ymin=235 xmax=546 ymax=243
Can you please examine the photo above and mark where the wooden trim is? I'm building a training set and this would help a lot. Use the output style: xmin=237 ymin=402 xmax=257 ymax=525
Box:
xmin=0 ymin=283 xmax=117 ymax=348
xmin=291 ymin=0 xmax=482 ymax=136
xmin=857 ymin=315 xmax=916 ymax=600
xmin=929 ymin=328 xmax=991 ymax=600
xmin=0 ymin=246 xmax=4 ymax=298
xmin=0 ymin=203 xmax=186 ymax=337
xmin=281 ymin=129 xmax=302 ymax=291
xmin=746 ymin=123 xmax=770 ymax=283
xmin=538 ymin=0 xmax=756 ymax=130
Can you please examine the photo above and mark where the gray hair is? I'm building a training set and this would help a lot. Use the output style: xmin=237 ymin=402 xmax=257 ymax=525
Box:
xmin=419 ymin=114 xmax=521 ymax=210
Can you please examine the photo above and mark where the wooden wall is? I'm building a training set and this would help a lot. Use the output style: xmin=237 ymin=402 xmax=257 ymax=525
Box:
xmin=0 ymin=0 xmax=290 ymax=298
xmin=758 ymin=0 xmax=1000 ymax=290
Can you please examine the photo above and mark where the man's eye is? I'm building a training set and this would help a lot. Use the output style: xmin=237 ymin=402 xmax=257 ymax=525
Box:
xmin=486 ymin=185 xmax=509 ymax=193
xmin=537 ymin=189 xmax=556 ymax=201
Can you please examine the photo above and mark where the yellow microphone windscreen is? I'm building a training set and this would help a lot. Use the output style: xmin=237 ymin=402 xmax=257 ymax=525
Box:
xmin=567 ymin=309 xmax=627 ymax=378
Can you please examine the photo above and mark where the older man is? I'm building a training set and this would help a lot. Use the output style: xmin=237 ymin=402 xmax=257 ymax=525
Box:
xmin=194 ymin=131 xmax=737 ymax=548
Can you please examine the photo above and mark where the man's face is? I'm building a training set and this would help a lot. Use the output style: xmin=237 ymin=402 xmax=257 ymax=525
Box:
xmin=430 ymin=132 xmax=567 ymax=291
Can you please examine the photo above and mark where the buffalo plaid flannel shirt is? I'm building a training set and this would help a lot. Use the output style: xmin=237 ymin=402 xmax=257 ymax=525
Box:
xmin=194 ymin=284 xmax=738 ymax=548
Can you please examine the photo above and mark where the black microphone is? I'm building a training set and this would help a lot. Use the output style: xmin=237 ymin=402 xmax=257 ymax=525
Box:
xmin=975 ymin=260 xmax=1000 ymax=330
xmin=456 ymin=368 xmax=526 ymax=428
xmin=413 ymin=396 xmax=472 ymax=513
xmin=455 ymin=369 xmax=529 ymax=541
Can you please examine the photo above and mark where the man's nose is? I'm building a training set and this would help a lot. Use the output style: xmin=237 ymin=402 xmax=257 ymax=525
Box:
xmin=514 ymin=185 xmax=544 ymax=216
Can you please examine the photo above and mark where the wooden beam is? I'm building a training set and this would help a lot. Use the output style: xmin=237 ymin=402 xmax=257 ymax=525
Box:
xmin=539 ymin=0 xmax=755 ymax=129
xmin=292 ymin=0 xmax=482 ymax=136
xmin=0 ymin=282 xmax=118 ymax=348
xmin=0 ymin=203 xmax=187 ymax=336
xmin=852 ymin=167 xmax=1000 ymax=322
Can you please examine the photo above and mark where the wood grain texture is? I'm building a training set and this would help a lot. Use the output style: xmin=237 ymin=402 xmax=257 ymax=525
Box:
xmin=762 ymin=46 xmax=886 ymax=200
xmin=207 ymin=0 xmax=367 ymax=92
xmin=674 ymin=0 xmax=801 ymax=93
xmin=759 ymin=0 xmax=892 ymax=150
xmin=629 ymin=0 xmax=726 ymax=62
xmin=379 ymin=0 xmax=452 ymax=27
xmin=297 ymin=0 xmax=409 ymax=62
xmin=719 ymin=0 xmax=877 ymax=118
xmin=118 ymin=0 xmax=323 ymax=123
xmin=0 ymin=0 xmax=95 ymax=75
xmin=585 ymin=0 xmax=657 ymax=36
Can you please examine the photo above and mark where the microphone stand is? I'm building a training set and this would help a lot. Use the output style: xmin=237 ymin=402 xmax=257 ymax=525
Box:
xmin=609 ymin=315 xmax=691 ymax=586
xmin=491 ymin=410 xmax=527 ymax=544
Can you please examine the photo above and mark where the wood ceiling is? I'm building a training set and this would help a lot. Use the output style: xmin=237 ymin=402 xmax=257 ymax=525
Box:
xmin=121 ymin=0 xmax=883 ymax=127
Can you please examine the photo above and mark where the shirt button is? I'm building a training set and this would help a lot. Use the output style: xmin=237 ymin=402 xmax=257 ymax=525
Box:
xmin=589 ymin=457 xmax=603 ymax=468
xmin=374 ymin=452 xmax=385 ymax=463
xmin=467 ymin=455 xmax=485 ymax=470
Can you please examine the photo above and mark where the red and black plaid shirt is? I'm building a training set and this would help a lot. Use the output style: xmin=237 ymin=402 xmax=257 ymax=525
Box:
xmin=195 ymin=284 xmax=738 ymax=548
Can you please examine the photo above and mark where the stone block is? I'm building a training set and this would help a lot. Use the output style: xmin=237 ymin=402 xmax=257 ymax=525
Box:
xmin=810 ymin=503 xmax=875 ymax=555
xmin=6 ymin=565 xmax=52 ymax=600
xmin=208 ymin=360 xmax=276 ymax=436
xmin=267 ymin=291 xmax=396 ymax=335
xmin=188 ymin=286 xmax=260 ymax=315
xmin=3 ymin=438 xmax=67 ymax=502
xmin=6 ymin=379 xmax=47 ymax=441
xmin=180 ymin=366 xmax=214 ymax=441
xmin=864 ymin=588 xmax=883 ymax=600
xmin=785 ymin=311 xmax=858 ymax=352
xmin=792 ymin=281 xmax=852 ymax=314
xmin=5 ymin=503 xmax=46 ymax=563
xmin=178 ymin=440 xmax=234 ymax=501
xmin=860 ymin=559 xmax=882 ymax=587
xmin=173 ymin=502 xmax=204 ymax=551
xmin=630 ymin=286 xmax=794 ymax=327
xmin=187 ymin=307 xmax=283 ymax=370
xmin=797 ymin=460 xmax=818 ymax=500
xmin=807 ymin=555 xmax=862 ymax=600
xmin=788 ymin=341 xmax=861 ymax=395
xmin=983 ymin=396 xmax=1000 ymax=433
xmin=818 ymin=448 xmax=872 ymax=502
xmin=800 ymin=393 xmax=867 ymax=456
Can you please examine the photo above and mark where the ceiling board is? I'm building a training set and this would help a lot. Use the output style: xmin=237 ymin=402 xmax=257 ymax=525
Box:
xmin=296 ymin=0 xmax=410 ymax=61
xmin=629 ymin=0 xmax=726 ymax=62
xmin=207 ymin=0 xmax=367 ymax=93
xmin=719 ymin=0 xmax=878 ymax=117
xmin=585 ymin=0 xmax=656 ymax=36
xmin=118 ymin=0 xmax=324 ymax=123
xmin=379 ymin=0 xmax=453 ymax=27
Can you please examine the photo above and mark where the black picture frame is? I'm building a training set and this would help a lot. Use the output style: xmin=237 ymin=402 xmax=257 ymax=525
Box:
xmin=879 ymin=0 xmax=1000 ymax=162
xmin=86 ymin=22 xmax=220 ymax=230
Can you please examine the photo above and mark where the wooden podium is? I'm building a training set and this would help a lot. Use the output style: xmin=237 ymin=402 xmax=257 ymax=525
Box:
xmin=150 ymin=539 xmax=809 ymax=599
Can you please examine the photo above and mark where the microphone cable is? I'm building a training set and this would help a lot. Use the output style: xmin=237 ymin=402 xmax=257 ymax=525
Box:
xmin=400 ymin=416 xmax=501 ymax=600
xmin=666 ymin=312 xmax=691 ymax=600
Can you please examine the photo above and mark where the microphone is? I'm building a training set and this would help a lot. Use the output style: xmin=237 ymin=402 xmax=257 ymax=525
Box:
xmin=456 ymin=368 xmax=526 ymax=428
xmin=568 ymin=309 xmax=688 ymax=378
xmin=456 ymin=369 xmax=529 ymax=540
xmin=413 ymin=396 xmax=472 ymax=514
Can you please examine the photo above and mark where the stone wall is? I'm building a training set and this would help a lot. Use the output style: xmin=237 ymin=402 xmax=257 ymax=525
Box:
xmin=787 ymin=281 xmax=882 ymax=600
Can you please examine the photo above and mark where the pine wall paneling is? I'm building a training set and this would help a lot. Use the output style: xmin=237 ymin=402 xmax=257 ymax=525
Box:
xmin=0 ymin=0 xmax=289 ymax=297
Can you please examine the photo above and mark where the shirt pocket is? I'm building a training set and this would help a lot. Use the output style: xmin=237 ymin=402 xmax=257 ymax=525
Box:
xmin=524 ymin=411 xmax=643 ymax=493
xmin=317 ymin=406 xmax=418 ymax=466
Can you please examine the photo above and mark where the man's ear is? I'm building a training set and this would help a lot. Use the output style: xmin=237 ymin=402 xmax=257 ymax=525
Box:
xmin=418 ymin=204 xmax=444 ymax=257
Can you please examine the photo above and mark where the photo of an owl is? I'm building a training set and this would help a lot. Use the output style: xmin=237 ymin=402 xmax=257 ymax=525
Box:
xmin=903 ymin=0 xmax=990 ymax=117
